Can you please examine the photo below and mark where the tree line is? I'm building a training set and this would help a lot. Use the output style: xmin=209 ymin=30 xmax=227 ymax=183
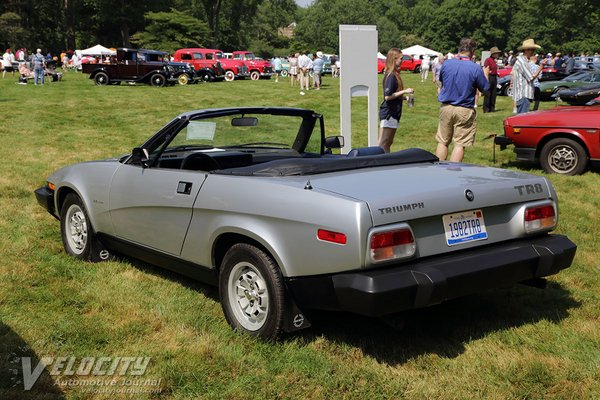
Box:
xmin=0 ymin=0 xmax=598 ymax=57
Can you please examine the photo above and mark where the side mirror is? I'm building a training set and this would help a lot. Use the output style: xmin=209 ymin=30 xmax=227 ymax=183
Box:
xmin=325 ymin=136 xmax=345 ymax=149
xmin=131 ymin=147 xmax=150 ymax=167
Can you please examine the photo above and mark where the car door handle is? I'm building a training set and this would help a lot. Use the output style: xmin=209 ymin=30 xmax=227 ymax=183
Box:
xmin=177 ymin=181 xmax=192 ymax=195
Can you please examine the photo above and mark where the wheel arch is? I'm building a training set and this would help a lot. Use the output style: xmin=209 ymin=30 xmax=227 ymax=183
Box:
xmin=212 ymin=232 xmax=285 ymax=277
xmin=535 ymin=131 xmax=591 ymax=159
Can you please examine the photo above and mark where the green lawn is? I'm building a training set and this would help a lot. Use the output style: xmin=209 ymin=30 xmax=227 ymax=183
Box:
xmin=0 ymin=71 xmax=598 ymax=399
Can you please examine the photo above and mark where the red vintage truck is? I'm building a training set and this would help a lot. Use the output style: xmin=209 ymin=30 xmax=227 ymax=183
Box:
xmin=231 ymin=51 xmax=273 ymax=80
xmin=173 ymin=48 xmax=247 ymax=81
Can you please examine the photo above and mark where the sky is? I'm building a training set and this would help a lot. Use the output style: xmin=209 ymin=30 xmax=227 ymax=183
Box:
xmin=295 ymin=0 xmax=312 ymax=7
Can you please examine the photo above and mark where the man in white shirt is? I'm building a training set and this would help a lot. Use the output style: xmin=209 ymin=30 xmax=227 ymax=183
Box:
xmin=297 ymin=52 xmax=311 ymax=94
xmin=2 ymin=49 xmax=16 ymax=79
xmin=512 ymin=39 xmax=547 ymax=114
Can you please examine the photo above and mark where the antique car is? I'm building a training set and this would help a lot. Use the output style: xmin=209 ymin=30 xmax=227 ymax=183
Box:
xmin=231 ymin=51 xmax=273 ymax=80
xmin=167 ymin=61 xmax=199 ymax=85
xmin=553 ymin=83 xmax=600 ymax=105
xmin=495 ymin=104 xmax=600 ymax=175
xmin=81 ymin=48 xmax=177 ymax=87
xmin=173 ymin=48 xmax=247 ymax=82
xmin=539 ymin=70 xmax=600 ymax=100
xmin=35 ymin=107 xmax=576 ymax=339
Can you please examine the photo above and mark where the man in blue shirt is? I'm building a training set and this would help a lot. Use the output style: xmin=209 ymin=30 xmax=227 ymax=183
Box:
xmin=436 ymin=38 xmax=489 ymax=162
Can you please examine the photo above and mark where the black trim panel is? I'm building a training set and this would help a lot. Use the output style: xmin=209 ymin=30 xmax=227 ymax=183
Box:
xmin=98 ymin=233 xmax=218 ymax=286
xmin=286 ymin=234 xmax=576 ymax=317
xmin=34 ymin=186 xmax=57 ymax=219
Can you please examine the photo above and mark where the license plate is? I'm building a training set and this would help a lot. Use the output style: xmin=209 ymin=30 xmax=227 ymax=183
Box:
xmin=443 ymin=209 xmax=488 ymax=246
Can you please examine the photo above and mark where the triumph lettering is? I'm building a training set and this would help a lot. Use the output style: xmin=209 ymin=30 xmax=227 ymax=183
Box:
xmin=378 ymin=202 xmax=425 ymax=215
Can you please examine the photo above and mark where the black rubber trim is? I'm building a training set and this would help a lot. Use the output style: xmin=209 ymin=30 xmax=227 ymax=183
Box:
xmin=514 ymin=147 xmax=537 ymax=162
xmin=34 ymin=186 xmax=57 ymax=219
xmin=97 ymin=233 xmax=218 ymax=285
xmin=286 ymin=234 xmax=576 ymax=317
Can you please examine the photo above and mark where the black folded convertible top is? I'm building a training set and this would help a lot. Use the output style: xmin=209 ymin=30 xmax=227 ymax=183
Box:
xmin=214 ymin=148 xmax=439 ymax=176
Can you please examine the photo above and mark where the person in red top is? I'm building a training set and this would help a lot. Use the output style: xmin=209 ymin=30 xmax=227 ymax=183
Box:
xmin=483 ymin=46 xmax=501 ymax=113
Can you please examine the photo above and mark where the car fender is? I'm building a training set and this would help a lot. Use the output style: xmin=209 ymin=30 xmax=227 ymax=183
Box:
xmin=138 ymin=69 xmax=167 ymax=82
xmin=88 ymin=67 xmax=109 ymax=79
xmin=51 ymin=161 xmax=121 ymax=236
xmin=535 ymin=129 xmax=592 ymax=158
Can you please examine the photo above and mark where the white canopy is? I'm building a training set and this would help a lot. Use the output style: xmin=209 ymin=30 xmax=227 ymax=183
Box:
xmin=401 ymin=45 xmax=442 ymax=58
xmin=79 ymin=44 xmax=116 ymax=56
xmin=377 ymin=52 xmax=386 ymax=59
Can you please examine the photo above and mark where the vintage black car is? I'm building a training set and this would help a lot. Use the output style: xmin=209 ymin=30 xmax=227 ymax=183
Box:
xmin=82 ymin=48 xmax=177 ymax=87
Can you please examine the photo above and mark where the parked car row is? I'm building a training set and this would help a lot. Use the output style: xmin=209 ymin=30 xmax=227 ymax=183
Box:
xmin=82 ymin=47 xmax=274 ymax=87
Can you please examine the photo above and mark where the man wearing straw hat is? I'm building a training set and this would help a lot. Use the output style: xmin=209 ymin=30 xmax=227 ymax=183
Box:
xmin=512 ymin=39 xmax=547 ymax=114
xmin=483 ymin=46 xmax=502 ymax=113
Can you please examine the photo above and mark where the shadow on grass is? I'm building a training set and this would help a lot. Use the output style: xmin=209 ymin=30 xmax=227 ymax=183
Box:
xmin=116 ymin=257 xmax=580 ymax=366
xmin=0 ymin=322 xmax=65 ymax=399
xmin=300 ymin=281 xmax=580 ymax=365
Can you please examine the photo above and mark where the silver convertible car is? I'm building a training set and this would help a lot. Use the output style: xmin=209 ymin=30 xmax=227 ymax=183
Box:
xmin=35 ymin=107 xmax=576 ymax=339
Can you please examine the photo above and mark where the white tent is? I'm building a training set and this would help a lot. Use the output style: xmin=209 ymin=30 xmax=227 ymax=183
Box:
xmin=377 ymin=52 xmax=386 ymax=59
xmin=79 ymin=44 xmax=116 ymax=56
xmin=401 ymin=45 xmax=442 ymax=58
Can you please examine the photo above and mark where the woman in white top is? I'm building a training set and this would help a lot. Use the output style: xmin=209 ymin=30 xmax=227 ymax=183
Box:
xmin=420 ymin=55 xmax=430 ymax=82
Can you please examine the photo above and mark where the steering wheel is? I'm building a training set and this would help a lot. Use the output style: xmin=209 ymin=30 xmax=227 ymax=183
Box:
xmin=180 ymin=152 xmax=220 ymax=171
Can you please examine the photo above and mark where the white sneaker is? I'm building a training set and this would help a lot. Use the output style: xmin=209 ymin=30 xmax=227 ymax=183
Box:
xmin=300 ymin=91 xmax=305 ymax=95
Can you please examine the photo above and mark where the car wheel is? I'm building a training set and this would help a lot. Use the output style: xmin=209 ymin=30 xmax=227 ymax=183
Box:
xmin=414 ymin=65 xmax=421 ymax=73
xmin=60 ymin=193 xmax=111 ymax=262
xmin=219 ymin=243 xmax=286 ymax=340
xmin=224 ymin=71 xmax=235 ymax=81
xmin=250 ymin=71 xmax=260 ymax=81
xmin=150 ymin=73 xmax=166 ymax=87
xmin=281 ymin=69 xmax=288 ymax=77
xmin=94 ymin=72 xmax=109 ymax=86
xmin=540 ymin=138 xmax=588 ymax=175
xmin=177 ymin=73 xmax=190 ymax=85
xmin=506 ymin=85 xmax=513 ymax=97
xmin=200 ymin=72 xmax=212 ymax=82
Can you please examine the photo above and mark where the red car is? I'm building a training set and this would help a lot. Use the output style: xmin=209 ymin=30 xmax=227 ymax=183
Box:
xmin=495 ymin=105 xmax=600 ymax=175
xmin=377 ymin=55 xmax=422 ymax=73
xmin=173 ymin=48 xmax=247 ymax=81
xmin=231 ymin=51 xmax=273 ymax=80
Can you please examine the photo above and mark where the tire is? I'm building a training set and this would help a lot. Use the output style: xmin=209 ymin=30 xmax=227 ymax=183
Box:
xmin=540 ymin=138 xmax=588 ymax=175
xmin=224 ymin=70 xmax=235 ymax=81
xmin=219 ymin=243 xmax=286 ymax=340
xmin=60 ymin=193 xmax=111 ymax=262
xmin=94 ymin=72 xmax=109 ymax=85
xmin=281 ymin=69 xmax=288 ymax=77
xmin=150 ymin=73 xmax=166 ymax=87
xmin=250 ymin=71 xmax=260 ymax=81
xmin=414 ymin=65 xmax=421 ymax=73
xmin=506 ymin=85 xmax=513 ymax=97
xmin=200 ymin=72 xmax=212 ymax=82
xmin=177 ymin=73 xmax=190 ymax=85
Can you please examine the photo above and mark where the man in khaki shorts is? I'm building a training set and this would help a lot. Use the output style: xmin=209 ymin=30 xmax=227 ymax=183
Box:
xmin=435 ymin=38 xmax=490 ymax=162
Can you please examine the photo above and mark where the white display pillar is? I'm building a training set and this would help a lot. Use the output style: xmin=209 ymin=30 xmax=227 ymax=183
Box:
xmin=339 ymin=25 xmax=379 ymax=154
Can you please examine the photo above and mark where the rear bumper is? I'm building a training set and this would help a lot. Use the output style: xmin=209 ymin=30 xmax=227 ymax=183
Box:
xmin=286 ymin=235 xmax=576 ymax=317
xmin=494 ymin=135 xmax=536 ymax=161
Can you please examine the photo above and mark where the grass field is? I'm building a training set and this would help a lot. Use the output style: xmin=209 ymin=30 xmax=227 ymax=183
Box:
xmin=0 ymin=71 xmax=599 ymax=399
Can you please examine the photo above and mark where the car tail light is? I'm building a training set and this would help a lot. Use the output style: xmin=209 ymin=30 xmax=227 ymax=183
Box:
xmin=524 ymin=203 xmax=556 ymax=233
xmin=317 ymin=229 xmax=347 ymax=245
xmin=369 ymin=226 xmax=416 ymax=263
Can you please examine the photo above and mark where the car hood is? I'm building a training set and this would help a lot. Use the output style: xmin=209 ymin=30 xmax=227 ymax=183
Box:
xmin=505 ymin=105 xmax=600 ymax=124
xmin=308 ymin=162 xmax=552 ymax=226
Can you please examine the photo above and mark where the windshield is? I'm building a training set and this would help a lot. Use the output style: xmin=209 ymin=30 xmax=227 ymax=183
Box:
xmin=564 ymin=72 xmax=589 ymax=82
xmin=244 ymin=53 xmax=255 ymax=60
